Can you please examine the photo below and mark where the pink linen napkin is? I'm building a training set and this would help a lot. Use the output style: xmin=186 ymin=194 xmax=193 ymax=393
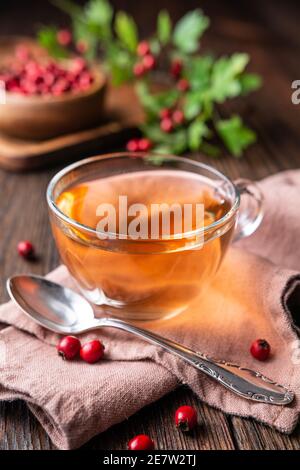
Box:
xmin=0 ymin=169 xmax=299 ymax=449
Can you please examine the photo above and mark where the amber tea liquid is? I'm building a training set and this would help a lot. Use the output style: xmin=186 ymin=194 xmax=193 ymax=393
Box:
xmin=52 ymin=170 xmax=234 ymax=320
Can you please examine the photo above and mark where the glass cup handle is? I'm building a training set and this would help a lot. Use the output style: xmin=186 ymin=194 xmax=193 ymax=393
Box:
xmin=233 ymin=178 xmax=264 ymax=241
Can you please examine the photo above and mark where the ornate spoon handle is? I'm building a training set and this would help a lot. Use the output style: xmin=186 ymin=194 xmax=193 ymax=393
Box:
xmin=94 ymin=317 xmax=294 ymax=405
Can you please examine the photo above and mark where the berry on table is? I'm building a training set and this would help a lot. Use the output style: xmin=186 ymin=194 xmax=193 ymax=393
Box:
xmin=57 ymin=336 xmax=81 ymax=360
xmin=177 ymin=78 xmax=190 ymax=92
xmin=138 ymin=138 xmax=152 ymax=151
xmin=250 ymin=339 xmax=271 ymax=361
xmin=160 ymin=117 xmax=173 ymax=133
xmin=57 ymin=29 xmax=72 ymax=47
xmin=137 ymin=41 xmax=151 ymax=57
xmin=17 ymin=240 xmax=34 ymax=259
xmin=76 ymin=40 xmax=89 ymax=54
xmin=126 ymin=139 xmax=140 ymax=152
xmin=175 ymin=405 xmax=197 ymax=432
xmin=80 ymin=339 xmax=105 ymax=364
xmin=128 ymin=434 xmax=154 ymax=450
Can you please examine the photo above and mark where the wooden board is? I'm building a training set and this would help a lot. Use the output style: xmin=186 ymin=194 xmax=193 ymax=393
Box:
xmin=0 ymin=83 xmax=144 ymax=171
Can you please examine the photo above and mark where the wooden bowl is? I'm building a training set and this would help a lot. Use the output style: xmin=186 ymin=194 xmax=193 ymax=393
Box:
xmin=0 ymin=37 xmax=107 ymax=140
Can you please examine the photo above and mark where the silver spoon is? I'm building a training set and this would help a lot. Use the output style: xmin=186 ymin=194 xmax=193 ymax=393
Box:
xmin=7 ymin=275 xmax=294 ymax=406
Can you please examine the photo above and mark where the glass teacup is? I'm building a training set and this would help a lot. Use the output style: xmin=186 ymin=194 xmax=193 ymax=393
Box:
xmin=47 ymin=153 xmax=263 ymax=321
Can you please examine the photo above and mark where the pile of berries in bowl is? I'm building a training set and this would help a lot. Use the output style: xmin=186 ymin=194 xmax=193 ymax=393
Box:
xmin=0 ymin=47 xmax=94 ymax=97
xmin=0 ymin=37 xmax=106 ymax=140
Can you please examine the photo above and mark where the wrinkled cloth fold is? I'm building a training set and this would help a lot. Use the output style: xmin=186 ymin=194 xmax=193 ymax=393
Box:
xmin=0 ymin=170 xmax=299 ymax=449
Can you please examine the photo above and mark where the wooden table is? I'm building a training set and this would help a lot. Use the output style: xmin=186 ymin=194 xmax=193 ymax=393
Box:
xmin=0 ymin=0 xmax=299 ymax=450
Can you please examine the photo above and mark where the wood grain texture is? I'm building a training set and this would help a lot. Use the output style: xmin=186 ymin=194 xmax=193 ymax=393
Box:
xmin=0 ymin=84 xmax=143 ymax=171
xmin=0 ymin=0 xmax=299 ymax=450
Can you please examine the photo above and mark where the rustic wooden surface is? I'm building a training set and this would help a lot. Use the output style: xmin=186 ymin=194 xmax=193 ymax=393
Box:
xmin=0 ymin=0 xmax=300 ymax=450
xmin=0 ymin=84 xmax=143 ymax=171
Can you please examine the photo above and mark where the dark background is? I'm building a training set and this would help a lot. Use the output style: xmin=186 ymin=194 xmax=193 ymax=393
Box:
xmin=0 ymin=0 xmax=300 ymax=46
xmin=0 ymin=0 xmax=299 ymax=451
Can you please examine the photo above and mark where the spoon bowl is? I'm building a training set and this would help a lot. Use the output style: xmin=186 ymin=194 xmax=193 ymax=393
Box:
xmin=7 ymin=275 xmax=95 ymax=334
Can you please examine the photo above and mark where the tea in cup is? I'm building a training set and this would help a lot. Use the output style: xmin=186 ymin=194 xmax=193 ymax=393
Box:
xmin=47 ymin=154 xmax=263 ymax=321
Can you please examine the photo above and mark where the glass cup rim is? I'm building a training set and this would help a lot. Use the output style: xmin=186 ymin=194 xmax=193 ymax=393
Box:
xmin=46 ymin=152 xmax=240 ymax=241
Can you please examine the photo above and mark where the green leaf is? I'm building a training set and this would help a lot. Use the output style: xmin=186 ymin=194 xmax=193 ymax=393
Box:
xmin=183 ymin=95 xmax=201 ymax=120
xmin=157 ymin=10 xmax=172 ymax=45
xmin=141 ymin=123 xmax=187 ymax=154
xmin=239 ymin=73 xmax=262 ymax=94
xmin=149 ymin=38 xmax=161 ymax=55
xmin=83 ymin=0 xmax=113 ymax=40
xmin=216 ymin=116 xmax=256 ymax=157
xmin=210 ymin=53 xmax=250 ymax=102
xmin=85 ymin=0 xmax=113 ymax=26
xmin=173 ymin=9 xmax=209 ymax=54
xmin=106 ymin=44 xmax=134 ymax=85
xmin=185 ymin=55 xmax=213 ymax=90
xmin=141 ymin=122 xmax=166 ymax=142
xmin=146 ymin=153 xmax=166 ymax=165
xmin=188 ymin=120 xmax=210 ymax=150
xmin=136 ymin=82 xmax=179 ymax=115
xmin=115 ymin=11 xmax=138 ymax=52
xmin=37 ymin=26 xmax=68 ymax=59
xmin=200 ymin=142 xmax=221 ymax=158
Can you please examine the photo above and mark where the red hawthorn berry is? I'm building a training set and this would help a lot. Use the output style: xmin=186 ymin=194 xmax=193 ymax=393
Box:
xmin=172 ymin=109 xmax=185 ymax=125
xmin=80 ymin=340 xmax=105 ymax=364
xmin=126 ymin=139 xmax=140 ymax=152
xmin=57 ymin=29 xmax=72 ymax=47
xmin=137 ymin=41 xmax=150 ymax=57
xmin=175 ymin=405 xmax=197 ymax=432
xmin=159 ymin=108 xmax=172 ymax=119
xmin=76 ymin=40 xmax=89 ymax=54
xmin=57 ymin=336 xmax=81 ymax=360
xmin=17 ymin=240 xmax=34 ymax=259
xmin=138 ymin=138 xmax=152 ymax=151
xmin=177 ymin=78 xmax=190 ymax=92
xmin=160 ymin=117 xmax=173 ymax=133
xmin=133 ymin=62 xmax=145 ymax=77
xmin=170 ymin=59 xmax=183 ymax=79
xmin=15 ymin=45 xmax=30 ymax=62
xmin=71 ymin=57 xmax=87 ymax=75
xmin=250 ymin=339 xmax=271 ymax=361
xmin=128 ymin=434 xmax=154 ymax=450
xmin=142 ymin=54 xmax=156 ymax=71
